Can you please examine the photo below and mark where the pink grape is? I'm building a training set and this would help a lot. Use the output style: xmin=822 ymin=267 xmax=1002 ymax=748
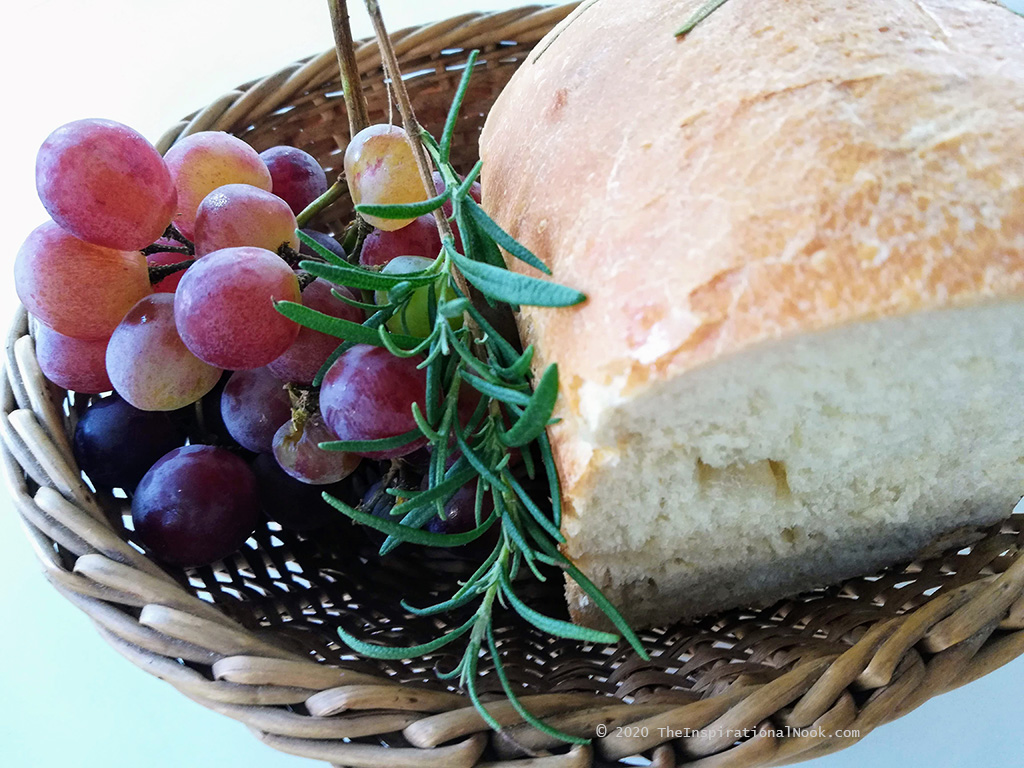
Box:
xmin=220 ymin=368 xmax=292 ymax=453
xmin=146 ymin=251 xmax=193 ymax=294
xmin=259 ymin=146 xmax=329 ymax=215
xmin=35 ymin=324 xmax=111 ymax=394
xmin=106 ymin=294 xmax=222 ymax=411
xmin=319 ymin=344 xmax=428 ymax=459
xmin=267 ymin=279 xmax=363 ymax=384
xmin=132 ymin=445 xmax=260 ymax=566
xmin=174 ymin=246 xmax=301 ymax=369
xmin=360 ymin=215 xmax=441 ymax=267
xmin=35 ymin=119 xmax=176 ymax=250
xmin=194 ymin=183 xmax=299 ymax=256
xmin=15 ymin=220 xmax=151 ymax=340
xmin=344 ymin=124 xmax=427 ymax=231
xmin=163 ymin=131 xmax=272 ymax=240
xmin=272 ymin=414 xmax=361 ymax=485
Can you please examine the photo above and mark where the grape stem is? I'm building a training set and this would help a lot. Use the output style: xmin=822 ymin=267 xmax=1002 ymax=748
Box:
xmin=362 ymin=0 xmax=479 ymax=338
xmin=328 ymin=0 xmax=371 ymax=140
xmin=302 ymin=0 xmax=374 ymax=241
xmin=147 ymin=260 xmax=193 ymax=284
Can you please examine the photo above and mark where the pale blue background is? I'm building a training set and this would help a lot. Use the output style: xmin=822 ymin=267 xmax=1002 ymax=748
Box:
xmin=1 ymin=1 xmax=1022 ymax=766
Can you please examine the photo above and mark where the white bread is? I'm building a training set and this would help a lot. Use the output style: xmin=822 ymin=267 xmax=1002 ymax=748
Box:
xmin=479 ymin=0 xmax=1024 ymax=628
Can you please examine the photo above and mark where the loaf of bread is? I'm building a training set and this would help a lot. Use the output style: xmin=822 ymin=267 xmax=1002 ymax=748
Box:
xmin=479 ymin=0 xmax=1024 ymax=629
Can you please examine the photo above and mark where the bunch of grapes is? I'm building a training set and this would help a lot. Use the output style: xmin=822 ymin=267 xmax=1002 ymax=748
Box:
xmin=18 ymin=117 xmax=478 ymax=568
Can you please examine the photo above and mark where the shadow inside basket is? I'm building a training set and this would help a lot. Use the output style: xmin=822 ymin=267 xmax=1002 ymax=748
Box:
xmin=55 ymin=389 xmax=1024 ymax=706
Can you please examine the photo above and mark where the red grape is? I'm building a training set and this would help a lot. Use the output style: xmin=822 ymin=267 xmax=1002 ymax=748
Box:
xmin=267 ymin=279 xmax=363 ymax=384
xmin=174 ymin=246 xmax=301 ymax=369
xmin=163 ymin=131 xmax=271 ymax=240
xmin=344 ymin=124 xmax=427 ymax=231
xmin=359 ymin=215 xmax=441 ymax=268
xmin=146 ymin=251 xmax=193 ymax=294
xmin=319 ymin=344 xmax=428 ymax=459
xmin=73 ymin=395 xmax=186 ymax=490
xmin=220 ymin=368 xmax=292 ymax=453
xmin=35 ymin=324 xmax=111 ymax=394
xmin=194 ymin=183 xmax=299 ymax=257
xmin=15 ymin=220 xmax=151 ymax=340
xmin=272 ymin=413 xmax=360 ymax=485
xmin=107 ymin=294 xmax=222 ymax=411
xmin=259 ymin=146 xmax=329 ymax=215
xmin=132 ymin=445 xmax=260 ymax=566
xmin=36 ymin=119 xmax=176 ymax=250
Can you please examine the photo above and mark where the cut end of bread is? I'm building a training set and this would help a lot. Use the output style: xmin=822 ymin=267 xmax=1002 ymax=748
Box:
xmin=563 ymin=302 xmax=1024 ymax=629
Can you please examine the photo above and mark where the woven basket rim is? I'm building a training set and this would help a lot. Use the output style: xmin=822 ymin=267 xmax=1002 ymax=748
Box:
xmin=5 ymin=4 xmax=1024 ymax=767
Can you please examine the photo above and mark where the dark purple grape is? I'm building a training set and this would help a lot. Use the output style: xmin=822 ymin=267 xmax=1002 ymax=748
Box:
xmin=72 ymin=395 xmax=186 ymax=490
xmin=251 ymin=452 xmax=343 ymax=531
xmin=360 ymin=479 xmax=397 ymax=547
xmin=426 ymin=482 xmax=498 ymax=557
xmin=132 ymin=445 xmax=260 ymax=566
xmin=299 ymin=229 xmax=345 ymax=260
xmin=220 ymin=368 xmax=292 ymax=453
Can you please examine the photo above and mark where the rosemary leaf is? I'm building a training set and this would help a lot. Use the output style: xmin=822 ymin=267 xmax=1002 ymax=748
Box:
xmin=505 ymin=473 xmax=565 ymax=544
xmin=300 ymin=259 xmax=440 ymax=291
xmin=465 ymin=198 xmax=552 ymax=275
xmin=486 ymin=627 xmax=590 ymax=745
xmin=498 ymin=568 xmax=619 ymax=644
xmin=330 ymin=288 xmax=382 ymax=311
xmin=456 ymin=160 xmax=483 ymax=197
xmin=319 ymin=427 xmax=423 ymax=453
xmin=355 ymin=188 xmax=450 ymax=219
xmin=296 ymin=229 xmax=348 ymax=266
xmin=498 ymin=364 xmax=560 ymax=447
xmin=324 ymin=492 xmax=498 ymax=547
xmin=448 ymin=247 xmax=584 ymax=307
xmin=675 ymin=0 xmax=731 ymax=36
xmin=276 ymin=301 xmax=422 ymax=348
xmin=338 ymin=613 xmax=477 ymax=660
xmin=460 ymin=371 xmax=532 ymax=406
xmin=439 ymin=49 xmax=480 ymax=162
xmin=536 ymin=431 xmax=562 ymax=527
xmin=388 ymin=463 xmax=477 ymax=517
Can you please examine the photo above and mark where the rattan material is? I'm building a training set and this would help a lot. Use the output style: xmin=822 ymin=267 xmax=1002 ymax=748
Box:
xmin=5 ymin=4 xmax=1024 ymax=766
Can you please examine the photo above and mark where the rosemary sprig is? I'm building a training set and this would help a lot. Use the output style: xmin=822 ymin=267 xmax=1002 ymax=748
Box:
xmin=278 ymin=6 xmax=649 ymax=745
xmin=675 ymin=0 xmax=731 ymax=36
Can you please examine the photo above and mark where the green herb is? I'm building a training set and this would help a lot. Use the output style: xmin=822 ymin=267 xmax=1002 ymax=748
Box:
xmin=283 ymin=4 xmax=649 ymax=745
xmin=676 ymin=0 xmax=731 ymax=36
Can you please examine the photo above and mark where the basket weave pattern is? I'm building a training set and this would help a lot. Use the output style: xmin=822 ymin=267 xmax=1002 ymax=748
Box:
xmin=5 ymin=5 xmax=1024 ymax=766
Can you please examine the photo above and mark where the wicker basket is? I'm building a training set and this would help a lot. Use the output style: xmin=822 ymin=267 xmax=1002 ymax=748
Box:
xmin=5 ymin=4 xmax=1024 ymax=766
